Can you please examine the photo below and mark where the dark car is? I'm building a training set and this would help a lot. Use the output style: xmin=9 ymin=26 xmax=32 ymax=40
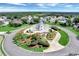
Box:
xmin=50 ymin=26 xmax=58 ymax=31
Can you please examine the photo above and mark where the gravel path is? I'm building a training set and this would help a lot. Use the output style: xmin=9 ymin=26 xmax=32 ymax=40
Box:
xmin=2 ymin=25 xmax=79 ymax=56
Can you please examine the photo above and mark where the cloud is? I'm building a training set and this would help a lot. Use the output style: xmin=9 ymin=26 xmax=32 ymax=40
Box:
xmin=0 ymin=8 xmax=27 ymax=12
xmin=75 ymin=7 xmax=79 ymax=9
xmin=0 ymin=3 xmax=79 ymax=12
xmin=9 ymin=3 xmax=26 ymax=6
xmin=36 ymin=4 xmax=48 ymax=8
xmin=0 ymin=6 xmax=17 ymax=9
xmin=37 ymin=4 xmax=44 ymax=7
xmin=36 ymin=3 xmax=58 ymax=8
xmin=0 ymin=7 xmax=4 ymax=8
xmin=65 ymin=5 xmax=73 ymax=8
xmin=47 ymin=3 xmax=58 ymax=7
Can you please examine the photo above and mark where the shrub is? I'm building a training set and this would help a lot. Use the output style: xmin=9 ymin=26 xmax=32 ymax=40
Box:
xmin=22 ymin=19 xmax=28 ymax=24
xmin=30 ymin=40 xmax=38 ymax=46
xmin=13 ymin=34 xmax=22 ymax=40
xmin=55 ymin=20 xmax=58 ymax=24
xmin=26 ymin=41 xmax=31 ymax=46
xmin=20 ymin=34 xmax=30 ymax=39
xmin=14 ymin=34 xmax=30 ymax=40
xmin=34 ymin=18 xmax=39 ymax=23
xmin=59 ymin=23 xmax=67 ymax=26
xmin=46 ymin=31 xmax=56 ymax=40
xmin=38 ymin=37 xmax=49 ymax=47
xmin=6 ymin=31 xmax=11 ymax=34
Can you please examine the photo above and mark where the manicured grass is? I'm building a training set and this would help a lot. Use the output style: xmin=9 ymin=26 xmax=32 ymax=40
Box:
xmin=58 ymin=30 xmax=69 ymax=46
xmin=14 ymin=41 xmax=47 ymax=52
xmin=20 ymin=44 xmax=47 ymax=52
xmin=0 ymin=36 xmax=4 ymax=56
xmin=0 ymin=24 xmax=30 ymax=32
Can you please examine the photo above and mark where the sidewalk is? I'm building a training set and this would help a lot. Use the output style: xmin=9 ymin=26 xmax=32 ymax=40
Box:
xmin=0 ymin=32 xmax=6 ymax=35
xmin=43 ymin=31 xmax=64 ymax=52
xmin=0 ymin=36 xmax=4 ymax=56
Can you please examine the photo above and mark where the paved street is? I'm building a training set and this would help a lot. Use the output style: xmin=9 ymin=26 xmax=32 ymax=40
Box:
xmin=2 ymin=26 xmax=79 ymax=56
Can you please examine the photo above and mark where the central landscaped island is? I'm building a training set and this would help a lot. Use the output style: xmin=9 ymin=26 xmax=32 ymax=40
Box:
xmin=13 ymin=19 xmax=69 ymax=52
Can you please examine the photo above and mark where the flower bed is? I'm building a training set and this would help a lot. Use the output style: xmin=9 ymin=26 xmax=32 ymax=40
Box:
xmin=13 ymin=28 xmax=57 ymax=52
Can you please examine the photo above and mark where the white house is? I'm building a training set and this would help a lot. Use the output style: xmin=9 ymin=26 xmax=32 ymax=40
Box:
xmin=57 ymin=16 xmax=67 ymax=24
xmin=0 ymin=16 xmax=9 ymax=26
xmin=49 ymin=16 xmax=57 ymax=23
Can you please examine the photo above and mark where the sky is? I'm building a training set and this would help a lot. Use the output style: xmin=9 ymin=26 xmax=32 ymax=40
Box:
xmin=0 ymin=3 xmax=79 ymax=12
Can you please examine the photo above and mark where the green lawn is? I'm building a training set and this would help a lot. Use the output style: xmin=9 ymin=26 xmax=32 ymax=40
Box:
xmin=20 ymin=44 xmax=47 ymax=52
xmin=13 ymin=40 xmax=47 ymax=52
xmin=0 ymin=24 xmax=30 ymax=32
xmin=0 ymin=36 xmax=4 ymax=56
xmin=58 ymin=30 xmax=69 ymax=46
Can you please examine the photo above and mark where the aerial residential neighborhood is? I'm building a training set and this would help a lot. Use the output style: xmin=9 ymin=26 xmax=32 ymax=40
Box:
xmin=0 ymin=3 xmax=79 ymax=56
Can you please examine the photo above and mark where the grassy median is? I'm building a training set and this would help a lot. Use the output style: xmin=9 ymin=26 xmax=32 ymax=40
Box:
xmin=58 ymin=30 xmax=69 ymax=46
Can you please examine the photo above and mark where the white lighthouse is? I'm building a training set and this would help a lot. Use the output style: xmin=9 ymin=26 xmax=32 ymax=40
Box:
xmin=36 ymin=17 xmax=45 ymax=32
xmin=27 ymin=15 xmax=34 ymax=24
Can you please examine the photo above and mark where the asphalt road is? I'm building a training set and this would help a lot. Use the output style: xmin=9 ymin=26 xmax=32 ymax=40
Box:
xmin=3 ymin=26 xmax=79 ymax=56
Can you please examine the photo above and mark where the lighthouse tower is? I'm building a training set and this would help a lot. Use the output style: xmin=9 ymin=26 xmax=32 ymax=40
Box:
xmin=27 ymin=15 xmax=34 ymax=24
xmin=36 ymin=17 xmax=45 ymax=31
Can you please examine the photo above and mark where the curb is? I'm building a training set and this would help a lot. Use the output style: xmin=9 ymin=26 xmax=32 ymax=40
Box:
xmin=1 ymin=35 xmax=9 ymax=56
